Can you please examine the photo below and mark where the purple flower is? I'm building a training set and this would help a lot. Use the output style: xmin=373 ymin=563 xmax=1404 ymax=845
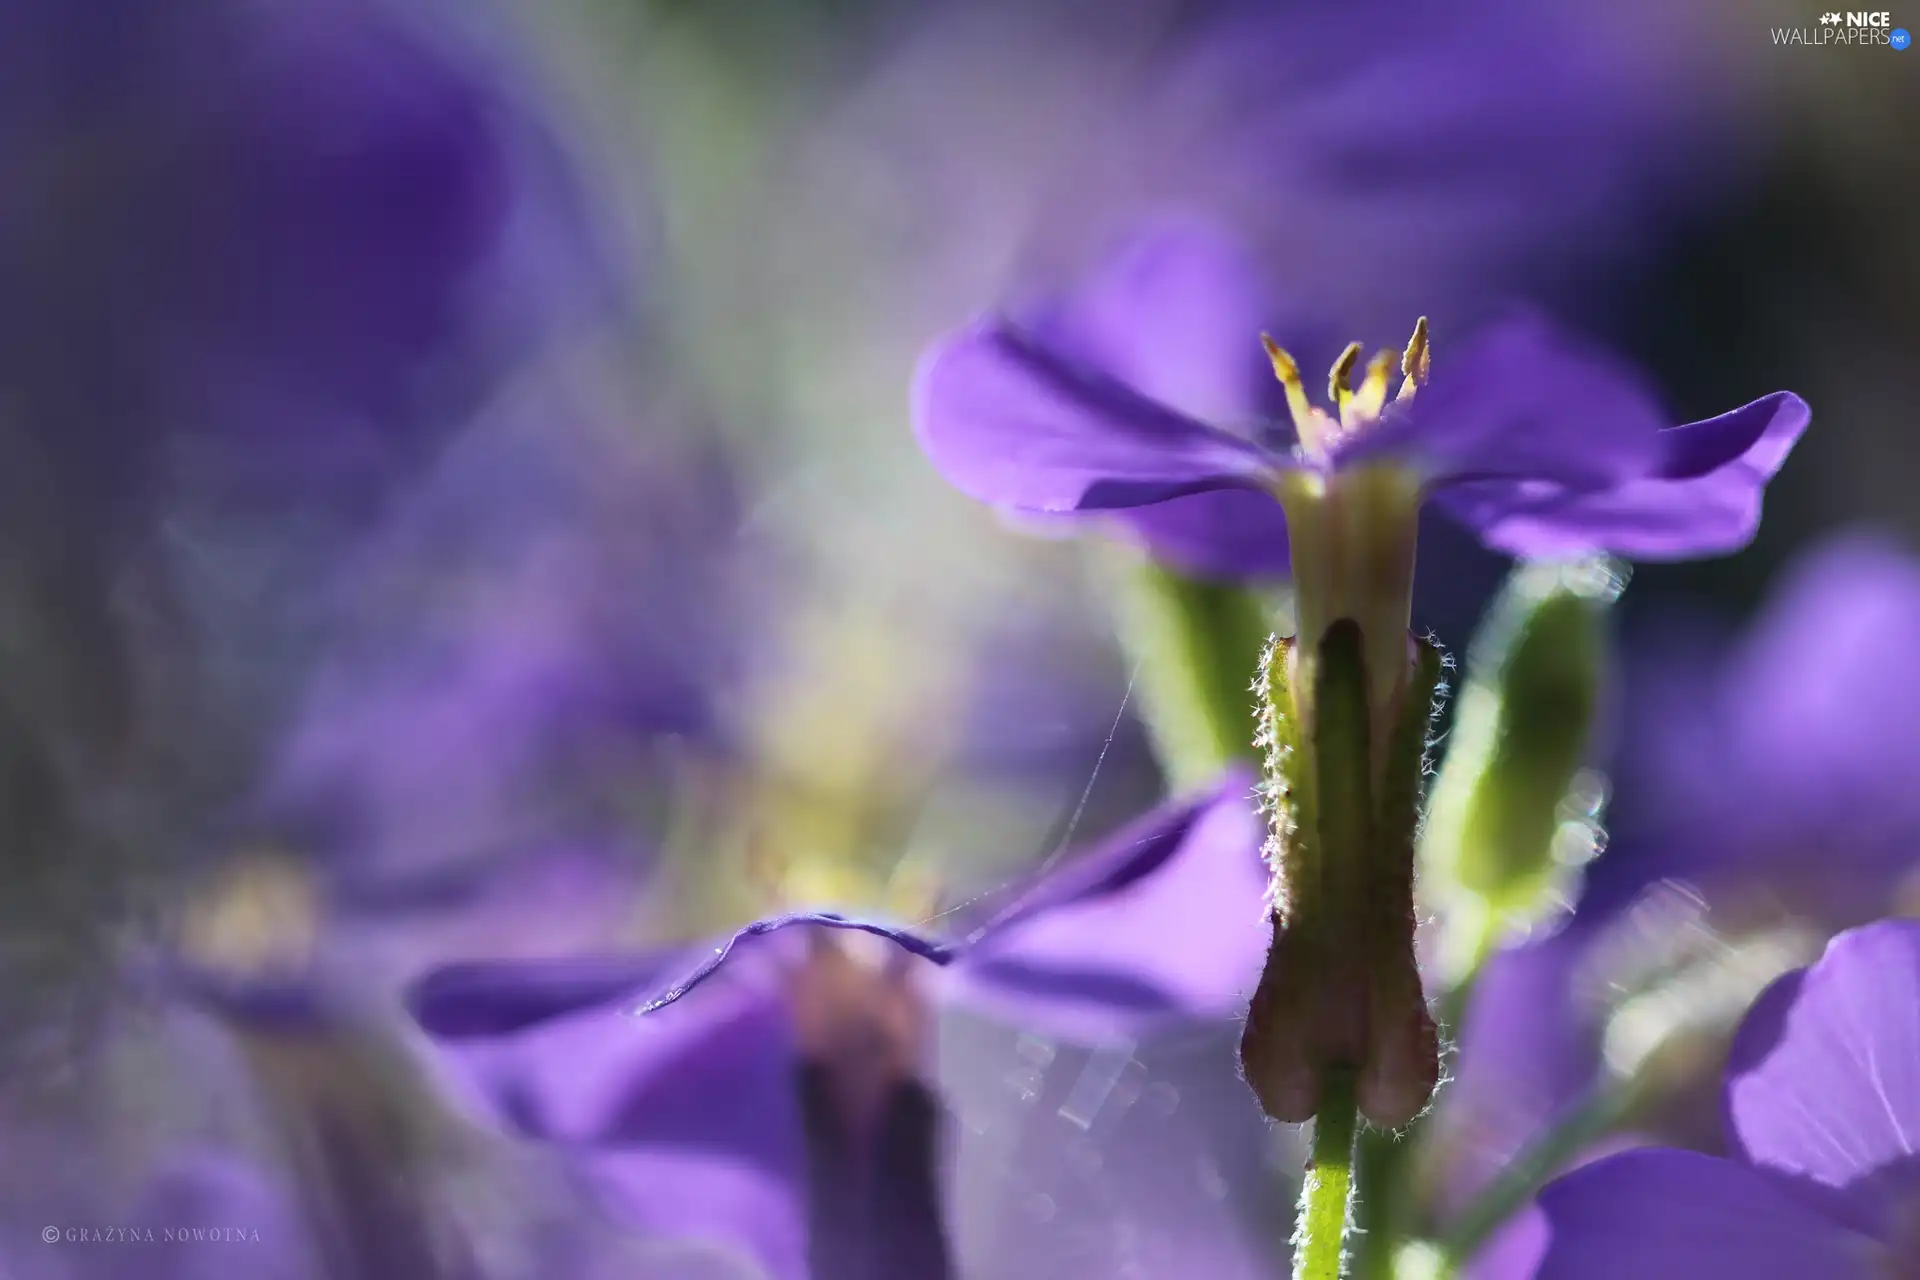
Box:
xmin=916 ymin=219 xmax=1808 ymax=820
xmin=1600 ymin=533 xmax=1920 ymax=907
xmin=1137 ymin=0 xmax=1760 ymax=327
xmin=914 ymin=225 xmax=1809 ymax=585
xmin=1527 ymin=918 xmax=1920 ymax=1278
xmin=0 ymin=0 xmax=608 ymax=539
xmin=406 ymin=774 xmax=1271 ymax=1275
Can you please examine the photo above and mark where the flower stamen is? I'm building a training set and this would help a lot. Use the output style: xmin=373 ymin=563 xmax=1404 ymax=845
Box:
xmin=1345 ymin=350 xmax=1398 ymax=428
xmin=1265 ymin=320 xmax=1432 ymax=459
xmin=1263 ymin=334 xmax=1338 ymax=459
xmin=1327 ymin=342 xmax=1362 ymax=423
xmin=1398 ymin=316 xmax=1430 ymax=401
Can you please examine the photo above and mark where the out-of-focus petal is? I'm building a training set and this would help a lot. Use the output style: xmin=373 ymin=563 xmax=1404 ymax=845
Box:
xmin=407 ymin=950 xmax=804 ymax=1182
xmin=1037 ymin=219 xmax=1280 ymax=426
xmin=944 ymin=767 xmax=1271 ymax=1041
xmin=1431 ymin=921 xmax=1603 ymax=1206
xmin=584 ymin=1150 xmax=808 ymax=1280
xmin=410 ymin=954 xmax=683 ymax=1039
xmin=913 ymin=321 xmax=1277 ymax=514
xmin=1465 ymin=1204 xmax=1548 ymax=1280
xmin=1711 ymin=535 xmax=1920 ymax=864
xmin=1109 ymin=490 xmax=1294 ymax=581
xmin=1724 ymin=920 xmax=1920 ymax=1237
xmin=1533 ymin=1148 xmax=1873 ymax=1280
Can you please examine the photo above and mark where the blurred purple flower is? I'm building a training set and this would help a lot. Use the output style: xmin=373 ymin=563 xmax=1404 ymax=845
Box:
xmin=914 ymin=223 xmax=1809 ymax=578
xmin=0 ymin=0 xmax=610 ymax=538
xmin=1131 ymin=0 xmax=1758 ymax=329
xmin=1527 ymin=919 xmax=1920 ymax=1278
xmin=221 ymin=392 xmax=746 ymax=899
xmin=405 ymin=773 xmax=1271 ymax=1275
xmin=834 ymin=0 xmax=1759 ymax=349
xmin=6 ymin=1150 xmax=304 ymax=1280
xmin=1600 ymin=533 xmax=1920 ymax=906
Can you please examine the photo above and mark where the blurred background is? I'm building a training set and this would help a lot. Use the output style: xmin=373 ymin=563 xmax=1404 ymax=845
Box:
xmin=0 ymin=0 xmax=1915 ymax=1276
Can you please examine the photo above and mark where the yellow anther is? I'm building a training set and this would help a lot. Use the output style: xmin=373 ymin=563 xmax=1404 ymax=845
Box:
xmin=1398 ymin=317 xmax=1430 ymax=401
xmin=1328 ymin=342 xmax=1362 ymax=416
xmin=1345 ymin=350 xmax=1398 ymax=428
xmin=1262 ymin=334 xmax=1315 ymax=424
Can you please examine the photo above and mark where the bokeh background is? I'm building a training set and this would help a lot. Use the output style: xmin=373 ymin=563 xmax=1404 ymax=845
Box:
xmin=0 ymin=0 xmax=1915 ymax=1276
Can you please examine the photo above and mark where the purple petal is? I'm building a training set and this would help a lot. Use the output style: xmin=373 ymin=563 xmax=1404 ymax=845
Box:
xmin=943 ymin=768 xmax=1271 ymax=1040
xmin=1341 ymin=313 xmax=1666 ymax=490
xmin=407 ymin=951 xmax=805 ymax=1181
xmin=1533 ymin=1148 xmax=1874 ymax=1279
xmin=410 ymin=953 xmax=684 ymax=1039
xmin=912 ymin=321 xmax=1277 ymax=514
xmin=1600 ymin=535 xmax=1920 ymax=902
xmin=1459 ymin=1138 xmax=1661 ymax=1279
xmin=1035 ymin=219 xmax=1280 ymax=426
xmin=1709 ymin=535 xmax=1920 ymax=867
xmin=1465 ymin=1205 xmax=1548 ymax=1280
xmin=1431 ymin=921 xmax=1604 ymax=1206
xmin=636 ymin=911 xmax=961 ymax=1016
xmin=111 ymin=1151 xmax=306 ymax=1280
xmin=1655 ymin=391 xmax=1809 ymax=481
xmin=1724 ymin=920 xmax=1920 ymax=1237
xmin=1433 ymin=391 xmax=1809 ymax=559
xmin=997 ymin=489 xmax=1294 ymax=581
xmin=583 ymin=1150 xmax=809 ymax=1280
xmin=1109 ymin=489 xmax=1294 ymax=581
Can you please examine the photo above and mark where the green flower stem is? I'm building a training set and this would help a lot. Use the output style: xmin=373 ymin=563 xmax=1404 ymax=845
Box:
xmin=1296 ymin=1069 xmax=1360 ymax=1280
xmin=1347 ymin=1126 xmax=1406 ymax=1280
xmin=1116 ymin=560 xmax=1275 ymax=791
xmin=1436 ymin=1084 xmax=1633 ymax=1272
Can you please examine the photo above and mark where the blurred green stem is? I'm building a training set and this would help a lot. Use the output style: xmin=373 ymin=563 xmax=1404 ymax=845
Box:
xmin=1348 ymin=1126 xmax=1405 ymax=1280
xmin=1436 ymin=1084 xmax=1632 ymax=1272
xmin=1116 ymin=561 xmax=1275 ymax=791
xmin=1296 ymin=1070 xmax=1359 ymax=1280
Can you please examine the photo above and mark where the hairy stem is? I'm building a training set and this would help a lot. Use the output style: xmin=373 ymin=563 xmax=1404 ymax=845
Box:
xmin=1296 ymin=1069 xmax=1360 ymax=1280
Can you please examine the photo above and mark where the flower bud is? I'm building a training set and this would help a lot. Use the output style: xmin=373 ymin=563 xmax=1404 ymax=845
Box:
xmin=1421 ymin=562 xmax=1616 ymax=977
